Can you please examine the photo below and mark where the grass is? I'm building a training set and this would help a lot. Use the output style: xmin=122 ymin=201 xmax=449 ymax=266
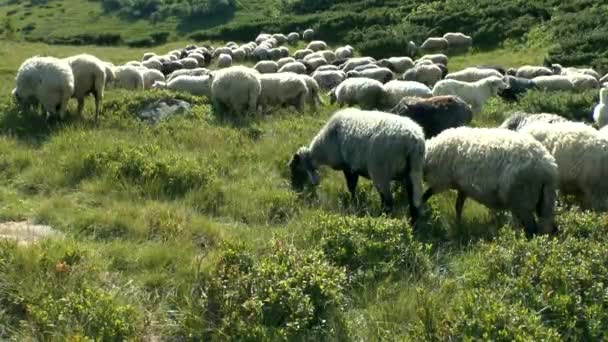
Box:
xmin=0 ymin=41 xmax=607 ymax=339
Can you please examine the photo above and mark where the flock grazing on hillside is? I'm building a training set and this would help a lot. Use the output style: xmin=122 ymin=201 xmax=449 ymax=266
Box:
xmin=9 ymin=28 xmax=608 ymax=237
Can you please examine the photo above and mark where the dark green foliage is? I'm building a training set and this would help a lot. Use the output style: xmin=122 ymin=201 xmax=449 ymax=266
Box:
xmin=517 ymin=90 xmax=597 ymax=122
xmin=96 ymin=0 xmax=236 ymax=21
xmin=25 ymin=33 xmax=123 ymax=46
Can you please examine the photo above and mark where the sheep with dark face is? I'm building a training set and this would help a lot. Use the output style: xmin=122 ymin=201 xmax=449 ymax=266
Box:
xmin=388 ymin=95 xmax=473 ymax=138
xmin=499 ymin=76 xmax=538 ymax=102
xmin=289 ymin=108 xmax=425 ymax=221
xmin=499 ymin=112 xmax=568 ymax=131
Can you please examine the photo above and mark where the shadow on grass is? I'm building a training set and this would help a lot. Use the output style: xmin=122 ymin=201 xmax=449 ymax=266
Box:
xmin=0 ymin=106 xmax=85 ymax=145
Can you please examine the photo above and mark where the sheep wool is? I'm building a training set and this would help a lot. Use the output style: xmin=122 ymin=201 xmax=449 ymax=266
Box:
xmin=593 ymin=88 xmax=608 ymax=128
xmin=113 ymin=65 xmax=144 ymax=91
xmin=432 ymin=76 xmax=507 ymax=113
xmin=500 ymin=112 xmax=568 ymax=131
xmin=382 ymin=80 xmax=432 ymax=109
xmin=424 ymin=127 xmax=559 ymax=236
xmin=329 ymin=77 xmax=385 ymax=110
xmin=64 ymin=54 xmax=108 ymax=121
xmin=210 ymin=66 xmax=262 ymax=115
xmin=258 ymin=72 xmax=309 ymax=113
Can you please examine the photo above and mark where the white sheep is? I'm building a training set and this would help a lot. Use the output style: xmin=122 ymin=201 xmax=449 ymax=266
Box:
xmin=499 ymin=112 xmax=568 ymax=131
xmin=113 ymin=65 xmax=144 ymax=91
xmin=303 ymin=29 xmax=315 ymax=41
xmin=277 ymin=57 xmax=296 ymax=68
xmin=417 ymin=54 xmax=449 ymax=66
xmin=13 ymin=56 xmax=74 ymax=120
xmin=167 ymin=68 xmax=209 ymax=81
xmin=231 ymin=48 xmax=247 ymax=62
xmin=152 ymin=75 xmax=211 ymax=97
xmin=63 ymin=54 xmax=107 ymax=121
xmin=567 ymin=73 xmax=600 ymax=90
xmin=377 ymin=57 xmax=415 ymax=73
xmin=272 ymin=33 xmax=288 ymax=45
xmin=142 ymin=59 xmax=162 ymax=71
xmin=253 ymin=46 xmax=271 ymax=61
xmin=312 ymin=69 xmax=346 ymax=90
xmin=420 ymin=38 xmax=449 ymax=52
xmin=315 ymin=65 xmax=339 ymax=72
xmin=304 ymin=57 xmax=328 ymax=72
xmin=532 ymin=75 xmax=575 ymax=91
xmin=293 ymin=49 xmax=314 ymax=60
xmin=423 ymin=127 xmax=559 ymax=236
xmin=445 ymin=67 xmax=502 ymax=82
xmin=297 ymin=74 xmax=324 ymax=109
xmin=139 ymin=68 xmax=166 ymax=89
xmin=126 ymin=61 xmax=142 ymax=67
xmin=213 ymin=47 xmax=233 ymax=58
xmin=217 ymin=54 xmax=233 ymax=68
xmin=335 ymin=45 xmax=355 ymax=60
xmin=432 ymin=76 xmax=507 ymax=113
xmin=289 ymin=108 xmax=425 ymax=221
xmin=258 ymin=72 xmax=309 ymax=113
xmin=254 ymin=61 xmax=279 ymax=74
xmin=256 ymin=33 xmax=272 ymax=45
xmin=179 ymin=57 xmax=199 ymax=69
xmin=402 ymin=64 xmax=443 ymax=88
xmin=443 ymin=32 xmax=473 ymax=51
xmin=520 ymin=121 xmax=608 ymax=211
xmin=510 ymin=65 xmax=553 ymax=79
xmin=306 ymin=40 xmax=328 ymax=52
xmin=594 ymin=88 xmax=608 ymax=128
xmin=340 ymin=57 xmax=376 ymax=72
xmin=210 ymin=66 xmax=261 ymax=115
xmin=382 ymin=80 xmax=432 ymax=109
xmin=346 ymin=67 xmax=394 ymax=84
xmin=142 ymin=52 xmax=157 ymax=61
xmin=278 ymin=62 xmax=308 ymax=74
xmin=287 ymin=32 xmax=300 ymax=44
xmin=329 ymin=77 xmax=385 ymax=110
xmin=551 ymin=64 xmax=600 ymax=80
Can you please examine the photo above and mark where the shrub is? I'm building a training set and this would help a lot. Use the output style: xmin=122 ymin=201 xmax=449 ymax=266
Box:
xmin=310 ymin=214 xmax=431 ymax=282
xmin=517 ymin=89 xmax=597 ymax=122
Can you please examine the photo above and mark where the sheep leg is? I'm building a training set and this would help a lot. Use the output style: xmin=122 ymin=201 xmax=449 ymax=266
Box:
xmin=343 ymin=169 xmax=359 ymax=203
xmin=455 ymin=191 xmax=467 ymax=223
xmin=94 ymin=91 xmax=102 ymax=124
xmin=374 ymin=180 xmax=393 ymax=214
xmin=403 ymin=175 xmax=419 ymax=225
xmin=76 ymin=97 xmax=85 ymax=117
xmin=422 ymin=187 xmax=435 ymax=203
xmin=512 ymin=208 xmax=538 ymax=238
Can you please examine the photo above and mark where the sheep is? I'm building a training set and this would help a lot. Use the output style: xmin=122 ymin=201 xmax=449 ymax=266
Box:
xmin=520 ymin=121 xmax=608 ymax=212
xmin=593 ymin=88 xmax=608 ymax=128
xmin=406 ymin=41 xmax=417 ymax=57
xmin=13 ymin=56 xmax=74 ymax=120
xmin=256 ymin=33 xmax=272 ymax=45
xmin=436 ymin=63 xmax=449 ymax=79
xmin=62 ymin=54 xmax=107 ymax=121
xmin=567 ymin=73 xmax=600 ymax=90
xmin=126 ymin=61 xmax=142 ymax=67
xmin=293 ymin=49 xmax=314 ymax=60
xmin=231 ymin=48 xmax=247 ymax=62
xmin=288 ymin=108 xmax=425 ymax=221
xmin=254 ymin=61 xmax=279 ymax=74
xmin=269 ymin=48 xmax=284 ymax=60
xmin=432 ymin=76 xmax=507 ymax=113
xmin=287 ymin=32 xmax=300 ymax=44
xmin=499 ymin=112 xmax=568 ymax=131
xmin=550 ymin=64 xmax=600 ymax=80
xmin=600 ymin=74 xmax=608 ymax=85
xmin=177 ymin=57 xmax=198 ymax=69
xmin=142 ymin=52 xmax=157 ymax=61
xmin=253 ymin=46 xmax=271 ymax=61
xmin=257 ymin=72 xmax=309 ymax=113
xmin=167 ymin=68 xmax=210 ymax=81
xmin=152 ymin=75 xmax=211 ymax=97
xmin=499 ymin=76 xmax=538 ymax=102
xmin=102 ymin=62 xmax=116 ymax=86
xmin=278 ymin=62 xmax=308 ymax=74
xmin=335 ymin=46 xmax=355 ymax=60
xmin=277 ymin=57 xmax=296 ymax=68
xmin=272 ymin=33 xmax=288 ymax=45
xmin=113 ymin=65 xmax=145 ymax=91
xmin=315 ymin=65 xmax=339 ymax=72
xmin=312 ymin=70 xmax=346 ymax=90
xmin=377 ymin=57 xmax=415 ymax=73
xmin=423 ymin=127 xmax=559 ymax=236
xmin=532 ymin=75 xmax=575 ymax=92
xmin=382 ymin=80 xmax=432 ymax=109
xmin=217 ymin=54 xmax=233 ymax=69
xmin=417 ymin=54 xmax=449 ymax=66
xmin=210 ymin=66 xmax=261 ymax=115
xmin=389 ymin=95 xmax=473 ymax=138
xmin=509 ymin=65 xmax=553 ymax=79
xmin=420 ymin=38 xmax=449 ymax=53
xmin=445 ymin=67 xmax=502 ymax=83
xmin=304 ymin=50 xmax=336 ymax=63
xmin=346 ymin=67 xmax=394 ymax=84
xmin=352 ymin=64 xmax=379 ymax=72
xmin=329 ymin=77 xmax=385 ymax=110
xmin=473 ymin=64 xmax=507 ymax=75
xmin=303 ymin=57 xmax=328 ymax=73
xmin=297 ymin=74 xmax=324 ymax=109
xmin=142 ymin=59 xmax=162 ymax=71
xmin=303 ymin=29 xmax=315 ymax=41
xmin=160 ymin=61 xmax=183 ymax=76
xmin=401 ymin=64 xmax=443 ymax=88
xmin=139 ymin=68 xmax=166 ymax=90
xmin=443 ymin=32 xmax=473 ymax=51
xmin=212 ymin=47 xmax=233 ymax=58
xmin=340 ymin=57 xmax=376 ymax=72
xmin=186 ymin=53 xmax=206 ymax=67
xmin=306 ymin=40 xmax=328 ymax=52
xmin=278 ymin=46 xmax=290 ymax=58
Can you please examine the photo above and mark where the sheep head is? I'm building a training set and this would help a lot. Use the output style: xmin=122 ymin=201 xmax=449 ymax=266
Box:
xmin=288 ymin=147 xmax=320 ymax=191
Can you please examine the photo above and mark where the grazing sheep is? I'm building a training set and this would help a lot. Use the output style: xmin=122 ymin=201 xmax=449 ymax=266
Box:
xmin=567 ymin=73 xmax=600 ymax=90
xmin=289 ymin=108 xmax=425 ymax=221
xmin=424 ymin=127 xmax=559 ymax=235
xmin=179 ymin=57 xmax=199 ymax=69
xmin=329 ymin=77 xmax=385 ymax=110
xmin=217 ymin=54 xmax=233 ymax=69
xmin=499 ymin=76 xmax=538 ymax=102
xmin=443 ymin=32 xmax=473 ymax=51
xmin=335 ymin=45 xmax=355 ymax=60
xmin=341 ymin=57 xmax=376 ymax=72
xmin=231 ymin=48 xmax=247 ymax=62
xmin=306 ymin=40 xmax=328 ymax=52
xmin=593 ymin=88 xmax=608 ymax=128
xmin=315 ymin=65 xmax=339 ymax=72
xmin=254 ymin=61 xmax=279 ymax=74
xmin=312 ymin=69 xmax=346 ymax=90
xmin=152 ymin=75 xmax=211 ymax=96
xmin=509 ymin=65 xmax=553 ymax=79
xmin=167 ymin=68 xmax=210 ymax=81
xmin=401 ymin=64 xmax=443 ymax=88
xmin=520 ymin=121 xmax=608 ymax=211
xmin=550 ymin=64 xmax=600 ymax=80
xmin=303 ymin=29 xmax=315 ymax=41
xmin=352 ymin=64 xmax=379 ymax=72
xmin=63 ymin=54 xmax=107 ymax=121
xmin=418 ymin=54 xmax=449 ymax=66
xmin=278 ymin=62 xmax=308 ymax=74
xmin=210 ymin=66 xmax=261 ymax=115
xmin=272 ymin=33 xmax=288 ymax=45
xmin=142 ymin=59 xmax=162 ymax=71
xmin=268 ymin=48 xmax=284 ymax=60
xmin=432 ymin=76 xmax=507 ymax=113
xmin=102 ymin=62 xmax=116 ymax=86
xmin=258 ymin=72 xmax=309 ymax=113
xmin=139 ymin=68 xmax=165 ymax=90
xmin=287 ymin=32 xmax=300 ymax=44
xmin=600 ymin=74 xmax=608 ymax=85
xmin=532 ymin=75 xmax=575 ymax=92
xmin=297 ymin=74 xmax=324 ymax=109
xmin=377 ymin=57 xmax=415 ymax=73
xmin=142 ymin=52 xmax=157 ymax=61
xmin=347 ymin=67 xmax=394 ymax=84
xmin=126 ymin=61 xmax=142 ymax=67
xmin=445 ymin=67 xmax=502 ymax=82
xmin=160 ymin=61 xmax=183 ymax=76
xmin=421 ymin=38 xmax=449 ymax=53
xmin=113 ymin=65 xmax=145 ymax=91
xmin=293 ymin=49 xmax=314 ymax=60
xmin=13 ymin=56 xmax=74 ymax=120
xmin=212 ymin=47 xmax=233 ymax=58
xmin=256 ymin=33 xmax=272 ymax=45
xmin=277 ymin=57 xmax=296 ymax=68
xmin=253 ymin=46 xmax=271 ymax=61
xmin=303 ymin=57 xmax=328 ymax=73
xmin=389 ymin=95 xmax=473 ymax=138
xmin=382 ymin=80 xmax=433 ymax=109
xmin=499 ymin=112 xmax=568 ymax=131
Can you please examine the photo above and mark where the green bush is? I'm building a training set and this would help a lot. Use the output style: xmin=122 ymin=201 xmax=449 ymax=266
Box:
xmin=173 ymin=240 xmax=347 ymax=340
xmin=311 ymin=214 xmax=431 ymax=281
xmin=517 ymin=90 xmax=597 ymax=122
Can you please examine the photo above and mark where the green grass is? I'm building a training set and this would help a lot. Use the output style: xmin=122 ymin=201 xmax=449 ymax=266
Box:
xmin=0 ymin=41 xmax=607 ymax=339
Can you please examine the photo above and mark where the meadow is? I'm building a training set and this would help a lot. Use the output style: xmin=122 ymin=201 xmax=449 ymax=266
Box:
xmin=0 ymin=36 xmax=607 ymax=340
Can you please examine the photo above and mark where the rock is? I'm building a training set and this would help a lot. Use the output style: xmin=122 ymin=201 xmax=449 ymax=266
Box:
xmin=137 ymin=99 xmax=192 ymax=124
xmin=0 ymin=221 xmax=62 ymax=246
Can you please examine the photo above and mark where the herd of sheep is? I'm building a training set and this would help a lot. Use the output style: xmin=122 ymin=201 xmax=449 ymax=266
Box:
xmin=9 ymin=28 xmax=608 ymax=237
